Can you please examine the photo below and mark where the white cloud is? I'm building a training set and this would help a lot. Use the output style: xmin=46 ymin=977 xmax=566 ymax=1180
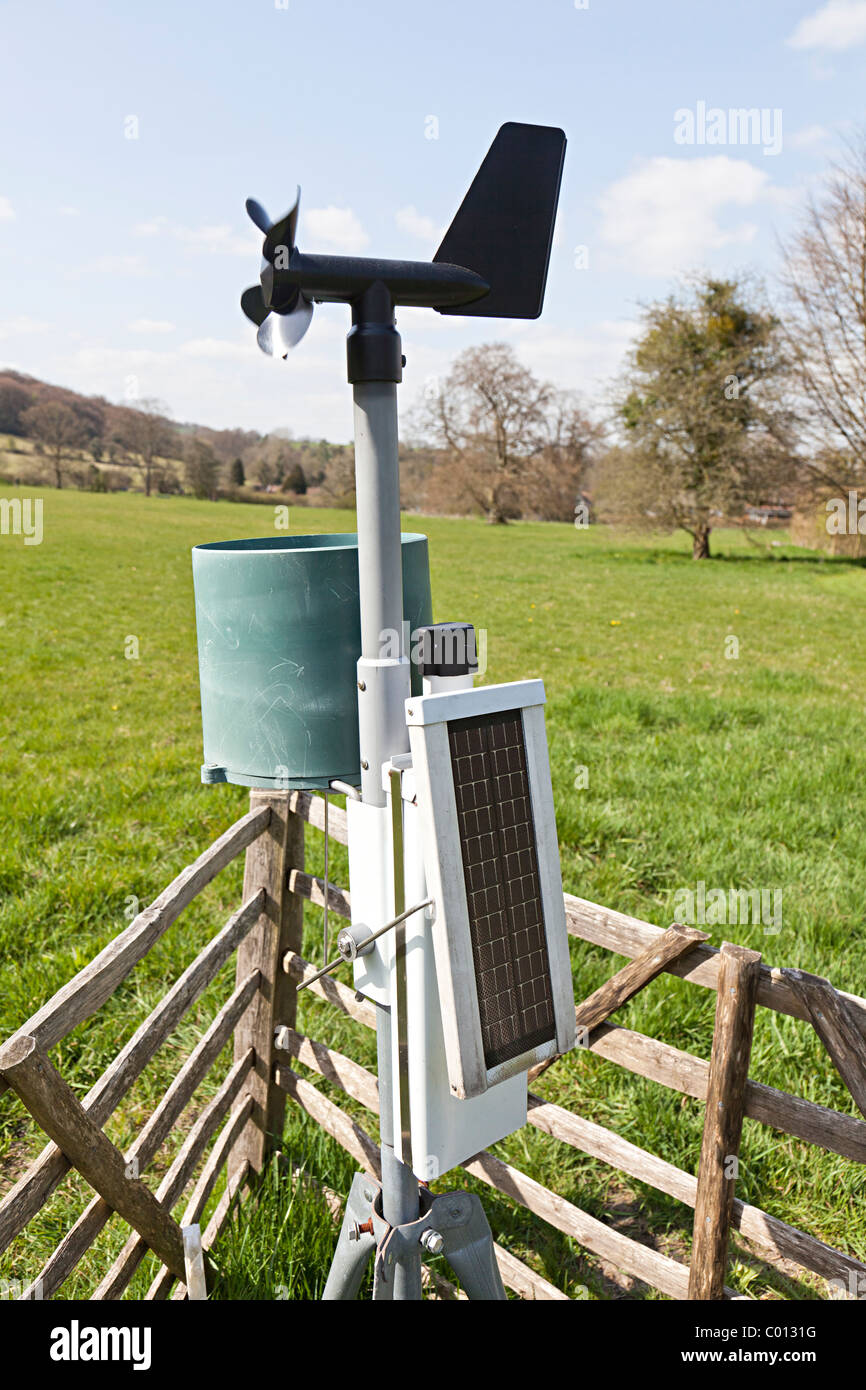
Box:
xmin=304 ymin=206 xmax=369 ymax=253
xmin=789 ymin=123 xmax=833 ymax=149
xmin=132 ymin=216 xmax=255 ymax=257
xmin=0 ymin=197 xmax=14 ymax=222
xmin=58 ymin=205 xmax=80 ymax=217
xmin=0 ymin=315 xmax=48 ymax=340
xmin=787 ymin=0 xmax=866 ymax=50
xmin=129 ymin=318 xmax=175 ymax=334
xmin=133 ymin=216 xmax=168 ymax=237
xmin=173 ymin=223 xmax=256 ymax=256
xmin=179 ymin=336 xmax=255 ymax=360
xmin=78 ymin=253 xmax=148 ymax=276
xmin=395 ymin=205 xmax=439 ymax=244
xmin=598 ymin=155 xmax=770 ymax=275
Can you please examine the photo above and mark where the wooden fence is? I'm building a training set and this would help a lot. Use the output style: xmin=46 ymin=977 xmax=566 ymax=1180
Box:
xmin=1 ymin=788 xmax=865 ymax=1300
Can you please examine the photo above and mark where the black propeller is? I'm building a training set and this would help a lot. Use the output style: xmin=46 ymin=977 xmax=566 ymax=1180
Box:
xmin=240 ymin=188 xmax=314 ymax=357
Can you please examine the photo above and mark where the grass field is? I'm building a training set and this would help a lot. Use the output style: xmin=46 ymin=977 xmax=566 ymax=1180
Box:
xmin=1 ymin=484 xmax=865 ymax=1299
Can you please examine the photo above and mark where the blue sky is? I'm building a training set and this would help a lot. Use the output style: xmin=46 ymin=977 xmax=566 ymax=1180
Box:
xmin=1 ymin=0 xmax=865 ymax=440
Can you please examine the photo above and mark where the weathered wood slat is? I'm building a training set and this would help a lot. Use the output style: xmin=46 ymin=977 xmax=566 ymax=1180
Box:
xmin=199 ymin=1159 xmax=250 ymax=1252
xmin=279 ymin=1061 xmax=573 ymax=1300
xmin=279 ymin=1049 xmax=728 ymax=1300
xmin=0 ymin=1036 xmax=186 ymax=1283
xmin=24 ymin=977 xmax=259 ymax=1299
xmin=151 ymin=1156 xmax=252 ymax=1303
xmin=284 ymin=1027 xmax=862 ymax=1289
xmin=785 ymin=969 xmax=866 ymax=1120
xmin=564 ymin=894 xmax=866 ymax=1031
xmin=531 ymin=923 xmax=708 ymax=1081
xmin=0 ymin=893 xmax=263 ymax=1256
xmin=526 ymin=1092 xmax=866 ymax=1288
xmin=287 ymin=869 xmax=352 ymax=920
xmin=286 ymin=834 xmax=866 ymax=1033
xmin=286 ymin=866 xmax=866 ymax=1033
xmin=492 ymin=1243 xmax=569 ymax=1301
xmin=93 ymin=1051 xmax=255 ymax=1300
xmin=0 ymin=805 xmax=271 ymax=1106
xmin=689 ymin=943 xmax=762 ymax=1300
xmin=230 ymin=792 xmax=305 ymax=1181
xmin=289 ymin=791 xmax=348 ymax=845
xmin=465 ymin=1149 xmax=701 ymax=1301
xmin=277 ymin=1030 xmax=379 ymax=1112
xmin=588 ymin=1021 xmax=866 ymax=1163
xmin=283 ymin=950 xmax=866 ymax=1164
xmin=181 ymin=1096 xmax=254 ymax=1229
xmin=282 ymin=951 xmax=378 ymax=1030
xmin=277 ymin=1068 xmax=382 ymax=1176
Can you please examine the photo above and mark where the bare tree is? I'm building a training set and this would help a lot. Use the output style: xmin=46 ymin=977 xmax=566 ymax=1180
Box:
xmin=779 ymin=133 xmax=866 ymax=493
xmin=116 ymin=398 xmax=175 ymax=496
xmin=525 ymin=391 xmax=601 ymax=521
xmin=596 ymin=276 xmax=795 ymax=557
xmin=414 ymin=343 xmax=555 ymax=523
xmin=20 ymin=401 xmax=85 ymax=488
xmin=319 ymin=449 xmax=356 ymax=507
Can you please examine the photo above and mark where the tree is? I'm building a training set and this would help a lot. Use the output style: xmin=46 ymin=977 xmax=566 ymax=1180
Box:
xmin=414 ymin=343 xmax=555 ymax=523
xmin=598 ymin=277 xmax=794 ymax=558
xmin=282 ymin=461 xmax=307 ymax=494
xmin=319 ymin=449 xmax=356 ymax=507
xmin=69 ymin=396 xmax=105 ymax=452
xmin=185 ymin=439 xmax=219 ymax=500
xmin=116 ymin=398 xmax=175 ymax=496
xmin=0 ymin=380 xmax=33 ymax=435
xmin=523 ymin=391 xmax=601 ymax=521
xmin=779 ymin=134 xmax=866 ymax=493
xmin=229 ymin=456 xmax=245 ymax=487
xmin=20 ymin=401 xmax=86 ymax=488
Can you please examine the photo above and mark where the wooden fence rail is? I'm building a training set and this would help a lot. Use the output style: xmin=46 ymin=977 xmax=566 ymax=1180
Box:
xmin=0 ymin=806 xmax=278 ymax=1302
xmin=2 ymin=788 xmax=866 ymax=1302
xmin=281 ymin=791 xmax=866 ymax=1302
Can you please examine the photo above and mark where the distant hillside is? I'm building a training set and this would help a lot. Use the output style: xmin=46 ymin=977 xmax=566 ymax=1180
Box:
xmin=0 ymin=368 xmax=363 ymax=505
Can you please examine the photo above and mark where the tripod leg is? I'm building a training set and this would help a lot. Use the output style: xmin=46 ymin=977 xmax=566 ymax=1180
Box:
xmin=432 ymin=1192 xmax=506 ymax=1301
xmin=322 ymin=1173 xmax=377 ymax=1301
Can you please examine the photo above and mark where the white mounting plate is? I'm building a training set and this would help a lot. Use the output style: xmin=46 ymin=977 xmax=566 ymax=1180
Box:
xmin=406 ymin=680 xmax=575 ymax=1100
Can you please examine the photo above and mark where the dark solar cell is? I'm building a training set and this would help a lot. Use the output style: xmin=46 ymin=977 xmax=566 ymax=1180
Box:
xmin=448 ymin=710 xmax=556 ymax=1068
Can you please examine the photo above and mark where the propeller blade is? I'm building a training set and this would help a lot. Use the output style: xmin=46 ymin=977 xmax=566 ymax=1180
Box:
xmin=275 ymin=295 xmax=313 ymax=352
xmin=240 ymin=284 xmax=269 ymax=327
xmin=264 ymin=186 xmax=301 ymax=264
xmin=255 ymin=297 xmax=314 ymax=358
xmin=245 ymin=197 xmax=271 ymax=234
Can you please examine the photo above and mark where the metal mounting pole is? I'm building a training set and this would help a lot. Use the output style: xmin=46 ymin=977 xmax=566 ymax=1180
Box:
xmin=349 ymin=284 xmax=422 ymax=1295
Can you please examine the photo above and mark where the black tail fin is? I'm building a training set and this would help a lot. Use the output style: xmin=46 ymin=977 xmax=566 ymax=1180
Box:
xmin=433 ymin=122 xmax=565 ymax=320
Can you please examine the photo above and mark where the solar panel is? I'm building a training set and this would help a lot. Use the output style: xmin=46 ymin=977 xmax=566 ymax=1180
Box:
xmin=448 ymin=711 xmax=556 ymax=1068
xmin=406 ymin=680 xmax=576 ymax=1099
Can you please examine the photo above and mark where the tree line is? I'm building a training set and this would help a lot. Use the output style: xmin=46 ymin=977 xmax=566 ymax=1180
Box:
xmin=4 ymin=133 xmax=866 ymax=553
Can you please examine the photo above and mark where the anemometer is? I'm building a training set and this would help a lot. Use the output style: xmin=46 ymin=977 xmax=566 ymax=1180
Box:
xmin=193 ymin=121 xmax=574 ymax=1299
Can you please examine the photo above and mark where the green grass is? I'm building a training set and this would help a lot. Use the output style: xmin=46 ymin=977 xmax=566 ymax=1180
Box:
xmin=1 ymin=484 xmax=865 ymax=1299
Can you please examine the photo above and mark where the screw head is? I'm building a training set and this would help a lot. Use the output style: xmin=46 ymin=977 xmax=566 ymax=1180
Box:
xmin=420 ymin=1228 xmax=444 ymax=1255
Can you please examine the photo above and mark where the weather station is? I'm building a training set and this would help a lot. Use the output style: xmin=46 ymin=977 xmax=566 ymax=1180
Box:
xmin=192 ymin=122 xmax=576 ymax=1300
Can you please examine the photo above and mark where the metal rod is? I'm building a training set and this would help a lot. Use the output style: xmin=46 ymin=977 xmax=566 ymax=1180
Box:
xmin=329 ymin=780 xmax=362 ymax=800
xmin=323 ymin=793 xmax=329 ymax=962
xmin=390 ymin=769 xmax=412 ymax=1164
xmin=294 ymin=899 xmax=433 ymax=993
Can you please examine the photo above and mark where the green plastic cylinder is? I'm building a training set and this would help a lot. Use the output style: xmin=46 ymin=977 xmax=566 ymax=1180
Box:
xmin=191 ymin=532 xmax=432 ymax=790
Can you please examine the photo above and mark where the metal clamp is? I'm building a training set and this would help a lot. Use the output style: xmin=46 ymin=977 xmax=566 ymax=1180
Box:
xmin=295 ymin=898 xmax=433 ymax=994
